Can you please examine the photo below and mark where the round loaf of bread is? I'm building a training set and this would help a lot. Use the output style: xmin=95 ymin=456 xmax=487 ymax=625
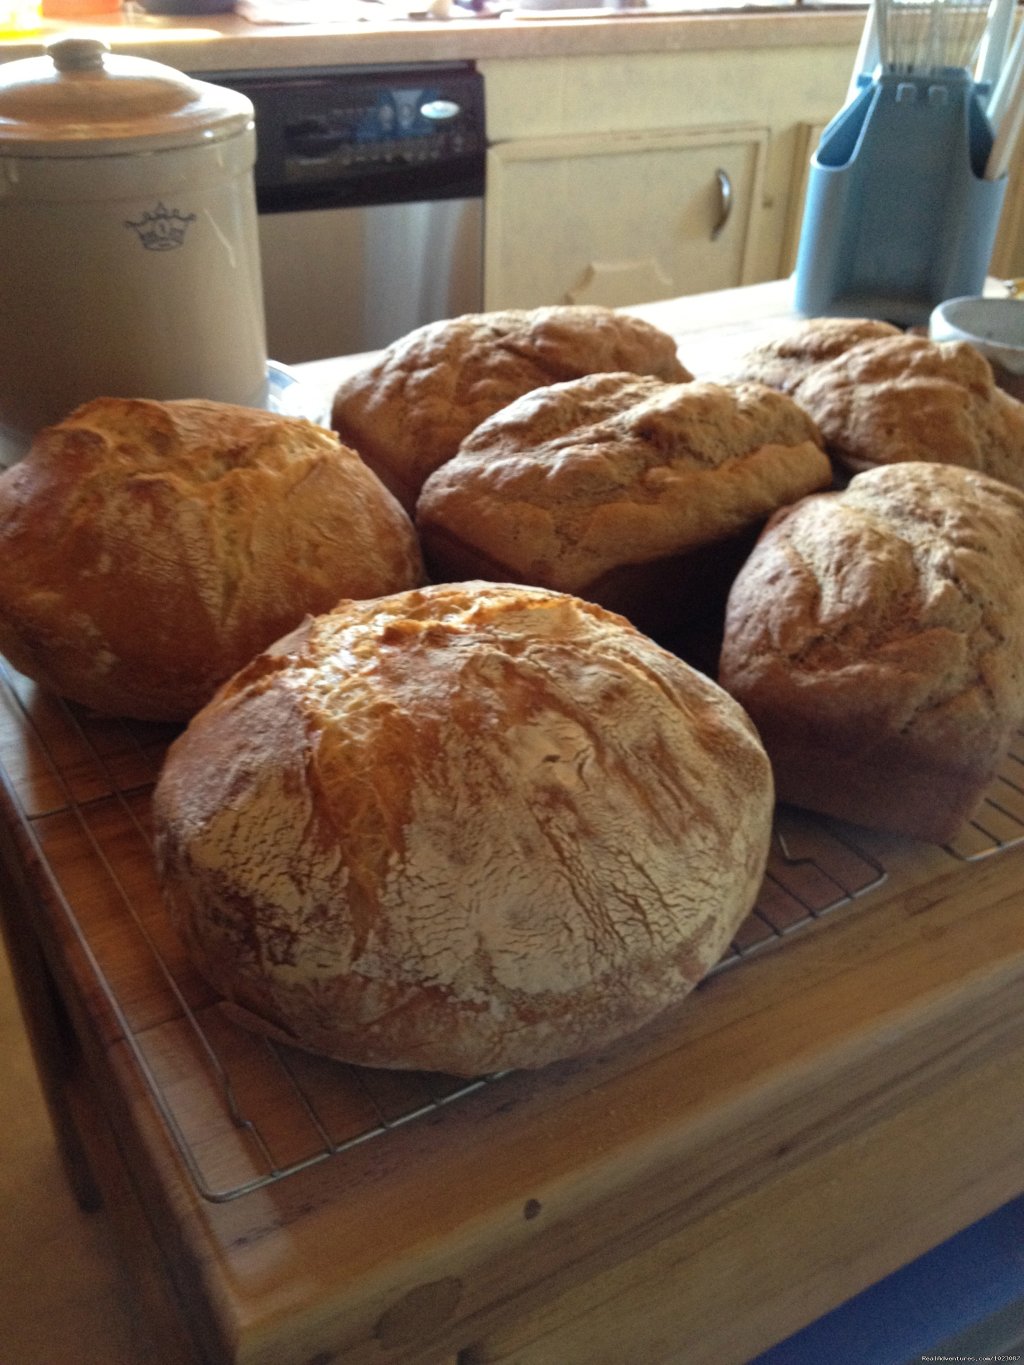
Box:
xmin=153 ymin=582 xmax=774 ymax=1077
xmin=788 ymin=333 xmax=1024 ymax=489
xmin=719 ymin=462 xmax=1024 ymax=843
xmin=415 ymin=373 xmax=831 ymax=656
xmin=330 ymin=305 xmax=692 ymax=512
xmin=0 ymin=398 xmax=424 ymax=721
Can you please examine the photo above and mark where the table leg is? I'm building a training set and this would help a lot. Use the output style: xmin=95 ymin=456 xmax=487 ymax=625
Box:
xmin=0 ymin=872 xmax=102 ymax=1213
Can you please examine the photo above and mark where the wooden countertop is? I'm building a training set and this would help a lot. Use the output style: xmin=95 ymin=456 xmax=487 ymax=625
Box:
xmin=0 ymin=6 xmax=865 ymax=72
xmin=293 ymin=277 xmax=815 ymax=395
xmin=3 ymin=280 xmax=1024 ymax=1365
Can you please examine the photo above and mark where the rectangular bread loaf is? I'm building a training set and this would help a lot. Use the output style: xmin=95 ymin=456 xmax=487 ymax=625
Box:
xmin=718 ymin=462 xmax=1024 ymax=843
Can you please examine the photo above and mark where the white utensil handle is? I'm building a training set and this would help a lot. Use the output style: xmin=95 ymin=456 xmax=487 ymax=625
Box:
xmin=847 ymin=0 xmax=880 ymax=104
xmin=978 ymin=0 xmax=1015 ymax=92
xmin=986 ymin=51 xmax=1024 ymax=178
xmin=988 ymin=16 xmax=1024 ymax=126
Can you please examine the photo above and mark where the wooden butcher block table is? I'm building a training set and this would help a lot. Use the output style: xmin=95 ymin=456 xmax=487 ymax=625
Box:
xmin=3 ymin=280 xmax=1024 ymax=1365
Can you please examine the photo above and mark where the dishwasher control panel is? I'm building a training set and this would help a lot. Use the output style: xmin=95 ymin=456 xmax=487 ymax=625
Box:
xmin=205 ymin=63 xmax=487 ymax=213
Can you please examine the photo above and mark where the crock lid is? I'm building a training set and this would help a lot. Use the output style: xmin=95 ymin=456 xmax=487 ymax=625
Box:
xmin=0 ymin=37 xmax=253 ymax=157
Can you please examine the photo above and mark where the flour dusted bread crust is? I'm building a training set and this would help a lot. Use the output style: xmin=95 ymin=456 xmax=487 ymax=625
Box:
xmin=153 ymin=582 xmax=774 ymax=1076
xmin=730 ymin=316 xmax=902 ymax=394
xmin=0 ymin=398 xmax=423 ymax=721
xmin=718 ymin=463 xmax=1024 ymax=843
xmin=789 ymin=333 xmax=1024 ymax=490
xmin=330 ymin=306 xmax=692 ymax=512
xmin=416 ymin=373 xmax=830 ymax=654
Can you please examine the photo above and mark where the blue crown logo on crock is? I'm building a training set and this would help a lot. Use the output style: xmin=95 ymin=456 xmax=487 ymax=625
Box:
xmin=123 ymin=203 xmax=197 ymax=251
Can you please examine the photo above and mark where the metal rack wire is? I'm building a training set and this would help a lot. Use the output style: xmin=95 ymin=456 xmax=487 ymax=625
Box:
xmin=944 ymin=730 xmax=1024 ymax=861
xmin=1 ymin=655 xmax=1021 ymax=1203
xmin=713 ymin=810 xmax=886 ymax=971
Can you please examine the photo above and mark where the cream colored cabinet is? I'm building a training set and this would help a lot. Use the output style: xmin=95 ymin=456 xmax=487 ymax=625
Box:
xmin=483 ymin=125 xmax=769 ymax=311
xmin=780 ymin=119 xmax=830 ymax=278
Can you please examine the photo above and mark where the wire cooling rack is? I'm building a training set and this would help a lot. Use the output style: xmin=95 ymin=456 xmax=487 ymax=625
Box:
xmin=943 ymin=729 xmax=1024 ymax=861
xmin=1 ymin=654 xmax=1021 ymax=1203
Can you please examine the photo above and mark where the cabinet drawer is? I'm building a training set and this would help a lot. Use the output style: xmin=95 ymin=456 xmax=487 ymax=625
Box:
xmin=484 ymin=125 xmax=768 ymax=311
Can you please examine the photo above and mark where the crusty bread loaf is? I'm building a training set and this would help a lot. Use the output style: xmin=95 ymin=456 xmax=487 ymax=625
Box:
xmin=786 ymin=333 xmax=1024 ymax=490
xmin=729 ymin=316 xmax=902 ymax=394
xmin=718 ymin=462 xmax=1024 ymax=843
xmin=153 ymin=581 xmax=774 ymax=1077
xmin=330 ymin=306 xmax=692 ymax=512
xmin=415 ymin=373 xmax=831 ymax=659
xmin=0 ymin=398 xmax=424 ymax=722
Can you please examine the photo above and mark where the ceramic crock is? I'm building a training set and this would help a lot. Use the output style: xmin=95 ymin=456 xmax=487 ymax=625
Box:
xmin=0 ymin=37 xmax=267 ymax=463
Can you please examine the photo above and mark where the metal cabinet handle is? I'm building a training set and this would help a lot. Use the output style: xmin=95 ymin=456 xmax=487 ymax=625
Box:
xmin=711 ymin=168 xmax=732 ymax=241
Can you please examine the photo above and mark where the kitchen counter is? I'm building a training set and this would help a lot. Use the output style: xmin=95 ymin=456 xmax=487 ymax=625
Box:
xmin=4 ymin=4 xmax=1021 ymax=289
xmin=0 ymin=5 xmax=865 ymax=72
xmin=3 ymin=280 xmax=1024 ymax=1365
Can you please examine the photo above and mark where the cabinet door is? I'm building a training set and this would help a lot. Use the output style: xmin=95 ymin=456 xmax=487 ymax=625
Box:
xmin=484 ymin=126 xmax=768 ymax=311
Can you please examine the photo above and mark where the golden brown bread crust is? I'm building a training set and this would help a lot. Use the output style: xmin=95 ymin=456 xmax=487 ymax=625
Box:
xmin=791 ymin=333 xmax=1024 ymax=489
xmin=153 ymin=581 xmax=774 ymax=1077
xmin=330 ymin=306 xmax=692 ymax=512
xmin=415 ymin=373 xmax=831 ymax=647
xmin=731 ymin=317 xmax=902 ymax=393
xmin=718 ymin=463 xmax=1024 ymax=843
xmin=0 ymin=398 xmax=424 ymax=721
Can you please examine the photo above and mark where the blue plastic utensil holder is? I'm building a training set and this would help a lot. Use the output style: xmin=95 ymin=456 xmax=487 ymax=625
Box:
xmin=793 ymin=69 xmax=1007 ymax=325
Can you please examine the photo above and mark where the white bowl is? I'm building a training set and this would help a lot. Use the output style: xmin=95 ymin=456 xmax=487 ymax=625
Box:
xmin=929 ymin=296 xmax=1024 ymax=399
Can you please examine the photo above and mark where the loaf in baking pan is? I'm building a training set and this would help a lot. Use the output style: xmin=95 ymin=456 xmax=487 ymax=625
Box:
xmin=153 ymin=581 xmax=774 ymax=1076
xmin=0 ymin=397 xmax=423 ymax=721
xmin=330 ymin=305 xmax=692 ymax=512
xmin=415 ymin=373 xmax=831 ymax=660
xmin=718 ymin=462 xmax=1024 ymax=843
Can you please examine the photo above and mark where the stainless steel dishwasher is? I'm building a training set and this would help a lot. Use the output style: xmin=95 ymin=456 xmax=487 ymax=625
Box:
xmin=204 ymin=64 xmax=486 ymax=363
